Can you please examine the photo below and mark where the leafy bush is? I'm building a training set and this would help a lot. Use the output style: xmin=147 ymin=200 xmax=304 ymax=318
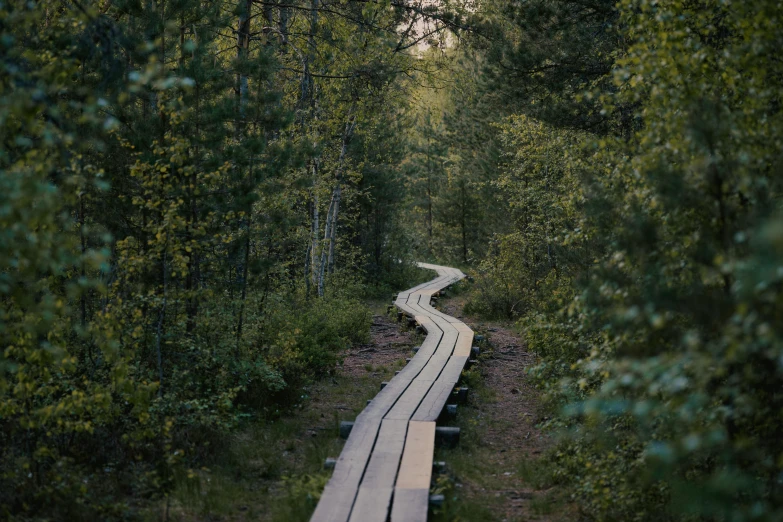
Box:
xmin=259 ymin=290 xmax=371 ymax=397
xmin=468 ymin=1 xmax=783 ymax=520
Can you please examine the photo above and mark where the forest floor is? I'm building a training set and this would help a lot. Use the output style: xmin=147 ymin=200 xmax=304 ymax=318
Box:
xmin=154 ymin=301 xmax=417 ymax=521
xmin=431 ymin=294 xmax=576 ymax=522
xmin=151 ymin=294 xmax=574 ymax=521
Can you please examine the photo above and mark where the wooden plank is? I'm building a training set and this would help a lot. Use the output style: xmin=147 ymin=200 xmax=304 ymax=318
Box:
xmin=311 ymin=485 xmax=360 ymax=522
xmin=412 ymin=356 xmax=469 ymax=422
xmin=385 ymin=380 xmax=433 ymax=420
xmin=390 ymin=488 xmax=429 ymax=522
xmin=404 ymin=309 xmax=454 ymax=338
xmin=349 ymin=487 xmax=393 ymax=522
xmin=325 ymin=417 xmax=381 ymax=488
xmin=452 ymin=322 xmax=472 ymax=333
xmin=363 ymin=370 xmax=422 ymax=419
xmin=391 ymin=421 xmax=435 ymax=522
xmin=414 ymin=327 xmax=443 ymax=358
xmin=358 ymin=420 xmax=407 ymax=488
xmin=415 ymin=356 xmax=450 ymax=382
xmin=362 ymin=328 xmax=441 ymax=419
xmin=422 ymin=311 xmax=458 ymax=331
xmin=433 ymin=328 xmax=459 ymax=357
xmin=348 ymin=419 xmax=408 ymax=522
xmin=414 ymin=315 xmax=438 ymax=334
xmin=395 ymin=421 xmax=435 ymax=489
xmin=453 ymin=331 xmax=473 ymax=357
xmin=394 ymin=303 xmax=418 ymax=317
xmin=413 ymin=294 xmax=456 ymax=324
xmin=413 ymin=275 xmax=450 ymax=291
xmin=406 ymin=301 xmax=454 ymax=336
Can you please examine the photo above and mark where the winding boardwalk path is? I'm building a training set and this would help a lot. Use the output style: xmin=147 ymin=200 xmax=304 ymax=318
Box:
xmin=311 ymin=262 xmax=471 ymax=522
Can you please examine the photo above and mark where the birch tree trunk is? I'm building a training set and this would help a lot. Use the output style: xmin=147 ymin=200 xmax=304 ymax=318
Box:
xmin=311 ymin=180 xmax=319 ymax=290
xmin=303 ymin=0 xmax=319 ymax=291
xmin=327 ymin=184 xmax=340 ymax=274
xmin=317 ymin=192 xmax=336 ymax=297
xmin=317 ymin=112 xmax=357 ymax=296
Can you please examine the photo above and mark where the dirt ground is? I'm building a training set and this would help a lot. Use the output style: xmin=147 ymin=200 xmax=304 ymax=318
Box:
xmin=337 ymin=309 xmax=420 ymax=382
xmin=433 ymin=295 xmax=574 ymax=522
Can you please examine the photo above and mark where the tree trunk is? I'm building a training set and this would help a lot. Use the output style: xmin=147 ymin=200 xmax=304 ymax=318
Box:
xmin=317 ymin=113 xmax=357 ymax=296
xmin=317 ymin=195 xmax=334 ymax=297
xmin=155 ymin=250 xmax=168 ymax=397
xmin=236 ymin=0 xmax=251 ymax=138
xmin=460 ymin=182 xmax=467 ymax=264
xmin=327 ymin=185 xmax=340 ymax=274
xmin=426 ymin=132 xmax=433 ymax=248
xmin=235 ymin=215 xmax=251 ymax=348
xmin=79 ymin=194 xmax=87 ymax=328
xmin=303 ymin=0 xmax=319 ymax=291
xmin=310 ymin=178 xmax=319 ymax=291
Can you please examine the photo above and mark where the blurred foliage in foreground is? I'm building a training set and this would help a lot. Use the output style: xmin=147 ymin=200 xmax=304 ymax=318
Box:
xmin=449 ymin=0 xmax=783 ymax=520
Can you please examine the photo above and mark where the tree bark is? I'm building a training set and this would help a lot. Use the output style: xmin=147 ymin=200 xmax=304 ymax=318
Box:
xmin=317 ymin=112 xmax=357 ymax=296
xmin=155 ymin=250 xmax=168 ymax=397
xmin=235 ymin=215 xmax=251 ymax=347
xmin=236 ymin=0 xmax=252 ymax=138
xmin=310 ymin=178 xmax=319 ymax=291
xmin=327 ymin=184 xmax=340 ymax=274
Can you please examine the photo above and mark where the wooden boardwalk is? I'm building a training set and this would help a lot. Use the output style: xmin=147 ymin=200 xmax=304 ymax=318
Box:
xmin=311 ymin=262 xmax=471 ymax=522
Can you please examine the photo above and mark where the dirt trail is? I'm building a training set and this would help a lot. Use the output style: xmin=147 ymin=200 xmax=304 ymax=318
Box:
xmin=435 ymin=296 xmax=574 ymax=522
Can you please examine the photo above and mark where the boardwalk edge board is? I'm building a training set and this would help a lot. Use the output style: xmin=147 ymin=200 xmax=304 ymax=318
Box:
xmin=310 ymin=262 xmax=471 ymax=522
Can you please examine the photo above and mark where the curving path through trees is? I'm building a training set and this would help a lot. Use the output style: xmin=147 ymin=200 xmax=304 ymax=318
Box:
xmin=311 ymin=262 xmax=472 ymax=522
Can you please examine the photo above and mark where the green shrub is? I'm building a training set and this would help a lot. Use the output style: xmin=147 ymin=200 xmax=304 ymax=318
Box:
xmin=472 ymin=1 xmax=783 ymax=520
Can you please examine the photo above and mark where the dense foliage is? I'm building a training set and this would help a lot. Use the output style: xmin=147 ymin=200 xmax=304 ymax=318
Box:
xmin=431 ymin=0 xmax=783 ymax=520
xmin=0 ymin=0 xmax=470 ymax=517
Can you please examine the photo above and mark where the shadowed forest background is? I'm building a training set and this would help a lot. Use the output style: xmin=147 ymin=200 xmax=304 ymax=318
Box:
xmin=1 ymin=0 xmax=782 ymax=520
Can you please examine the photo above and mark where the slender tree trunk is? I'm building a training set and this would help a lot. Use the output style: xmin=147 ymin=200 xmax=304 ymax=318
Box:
xmin=317 ymin=193 xmax=335 ymax=297
xmin=279 ymin=5 xmax=289 ymax=41
xmin=186 ymin=64 xmax=202 ymax=333
xmin=302 ymin=0 xmax=319 ymax=291
xmin=304 ymin=241 xmax=312 ymax=297
xmin=426 ymin=132 xmax=433 ymax=248
xmin=460 ymin=183 xmax=467 ymax=264
xmin=235 ymin=0 xmax=251 ymax=138
xmin=179 ymin=13 xmax=185 ymax=69
xmin=298 ymin=0 xmax=317 ymax=112
xmin=311 ymin=182 xmax=319 ymax=290
xmin=157 ymin=0 xmax=166 ymax=140
xmin=232 ymin=0 xmax=252 ymax=340
xmin=327 ymin=185 xmax=340 ymax=274
xmin=317 ymin=113 xmax=356 ymax=296
xmin=710 ymin=163 xmax=732 ymax=294
xmin=235 ymin=215 xmax=251 ymax=347
xmin=427 ymin=175 xmax=433 ymax=246
xmin=156 ymin=250 xmax=168 ymax=397
xmin=545 ymin=166 xmax=554 ymax=271
xmin=79 ymin=193 xmax=97 ymax=371
xmin=79 ymin=195 xmax=87 ymax=328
